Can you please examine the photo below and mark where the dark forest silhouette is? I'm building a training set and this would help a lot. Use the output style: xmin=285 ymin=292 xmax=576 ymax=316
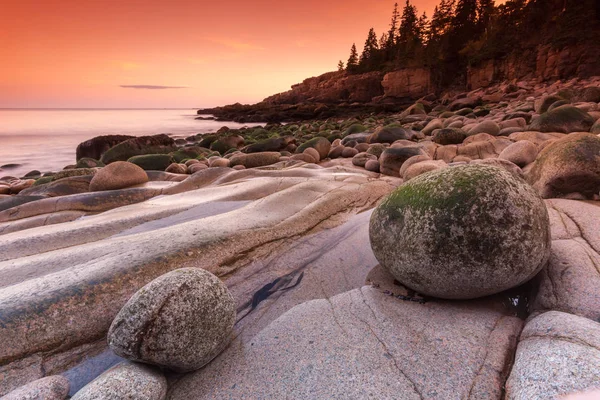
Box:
xmin=338 ymin=0 xmax=600 ymax=87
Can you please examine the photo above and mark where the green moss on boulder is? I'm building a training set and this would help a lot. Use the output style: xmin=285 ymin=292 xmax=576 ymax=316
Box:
xmin=529 ymin=105 xmax=595 ymax=134
xmin=370 ymin=164 xmax=551 ymax=299
xmin=128 ymin=154 xmax=174 ymax=171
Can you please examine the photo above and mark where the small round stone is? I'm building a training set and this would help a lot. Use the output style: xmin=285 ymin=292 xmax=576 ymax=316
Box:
xmin=108 ymin=268 xmax=236 ymax=372
xmin=369 ymin=164 xmax=551 ymax=299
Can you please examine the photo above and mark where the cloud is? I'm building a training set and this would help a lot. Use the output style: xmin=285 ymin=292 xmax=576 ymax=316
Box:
xmin=120 ymin=85 xmax=188 ymax=90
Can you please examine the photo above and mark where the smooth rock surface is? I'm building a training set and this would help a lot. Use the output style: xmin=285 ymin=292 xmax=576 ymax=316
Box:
xmin=1 ymin=376 xmax=69 ymax=400
xmin=505 ymin=311 xmax=600 ymax=400
xmin=170 ymin=284 xmax=523 ymax=399
xmin=71 ymin=362 xmax=167 ymax=400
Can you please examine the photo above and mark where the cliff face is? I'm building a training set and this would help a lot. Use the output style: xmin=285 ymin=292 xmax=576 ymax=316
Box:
xmin=263 ymin=68 xmax=431 ymax=106
xmin=263 ymin=71 xmax=384 ymax=105
xmin=467 ymin=43 xmax=600 ymax=89
xmin=263 ymin=43 xmax=599 ymax=107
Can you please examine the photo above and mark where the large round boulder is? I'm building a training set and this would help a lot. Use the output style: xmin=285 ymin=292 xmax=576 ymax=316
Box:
xmin=76 ymin=135 xmax=134 ymax=161
xmin=368 ymin=126 xmax=416 ymax=144
xmin=89 ymin=161 xmax=148 ymax=192
xmin=108 ymin=268 xmax=236 ymax=372
xmin=432 ymin=128 xmax=467 ymax=145
xmin=369 ymin=164 xmax=551 ymax=299
xmin=526 ymin=132 xmax=600 ymax=199
xmin=498 ymin=140 xmax=538 ymax=167
xmin=71 ymin=362 xmax=166 ymax=400
xmin=379 ymin=146 xmax=428 ymax=177
xmin=529 ymin=105 xmax=595 ymax=133
xmin=229 ymin=152 xmax=281 ymax=169
xmin=296 ymin=137 xmax=331 ymax=160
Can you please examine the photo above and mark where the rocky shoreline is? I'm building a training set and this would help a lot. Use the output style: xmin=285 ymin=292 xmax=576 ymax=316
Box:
xmin=1 ymin=77 xmax=600 ymax=399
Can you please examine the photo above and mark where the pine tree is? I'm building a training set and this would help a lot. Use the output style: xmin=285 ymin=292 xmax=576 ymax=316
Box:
xmin=476 ymin=0 xmax=495 ymax=34
xmin=397 ymin=0 xmax=421 ymax=60
xmin=337 ymin=60 xmax=345 ymax=71
xmin=386 ymin=3 xmax=401 ymax=50
xmin=418 ymin=12 xmax=430 ymax=43
xmin=379 ymin=32 xmax=388 ymax=49
xmin=346 ymin=44 xmax=359 ymax=73
xmin=359 ymin=28 xmax=379 ymax=66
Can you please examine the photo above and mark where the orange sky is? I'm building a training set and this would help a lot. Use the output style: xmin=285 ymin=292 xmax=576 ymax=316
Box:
xmin=1 ymin=0 xmax=484 ymax=108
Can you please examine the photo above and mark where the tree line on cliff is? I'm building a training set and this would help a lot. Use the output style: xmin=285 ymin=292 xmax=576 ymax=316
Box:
xmin=339 ymin=0 xmax=600 ymax=87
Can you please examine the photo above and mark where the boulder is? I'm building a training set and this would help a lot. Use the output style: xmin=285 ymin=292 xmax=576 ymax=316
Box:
xmin=303 ymin=147 xmax=321 ymax=163
xmin=165 ymin=163 xmax=188 ymax=174
xmin=505 ymin=312 xmax=600 ymax=400
xmin=89 ymin=162 xmax=149 ymax=192
xmin=529 ymin=106 xmax=595 ymax=134
xmin=432 ymin=128 xmax=467 ymax=145
xmin=498 ymin=140 xmax=538 ymax=167
xmin=351 ymin=152 xmax=377 ymax=167
xmin=535 ymin=95 xmax=565 ymax=114
xmin=296 ymin=137 xmax=331 ymax=160
xmin=526 ymin=133 xmax=600 ymax=198
xmin=108 ymin=268 xmax=236 ymax=372
xmin=18 ymin=176 xmax=92 ymax=197
xmin=210 ymin=135 xmax=245 ymax=154
xmin=2 ymin=376 xmax=69 ymax=400
xmin=379 ymin=147 xmax=428 ymax=177
xmin=71 ymin=362 xmax=167 ymax=400
xmin=365 ymin=144 xmax=387 ymax=158
xmin=341 ymin=147 xmax=359 ymax=158
xmin=127 ymin=154 xmax=174 ymax=171
xmin=467 ymin=120 xmax=501 ymax=136
xmin=51 ymin=168 xmax=97 ymax=180
xmin=100 ymin=134 xmax=176 ymax=164
xmin=470 ymin=158 xmax=524 ymax=180
xmin=591 ymin=119 xmax=600 ymax=134
xmin=449 ymin=96 xmax=482 ymax=111
xmin=369 ymin=164 xmax=551 ymax=299
xmin=421 ymin=118 xmax=443 ymax=135
xmin=76 ymin=135 xmax=134 ymax=161
xmin=364 ymin=160 xmax=380 ymax=172
xmin=75 ymin=158 xmax=104 ymax=169
xmin=402 ymin=160 xmax=447 ymax=181
xmin=244 ymin=137 xmax=295 ymax=153
xmin=229 ymin=152 xmax=281 ymax=169
xmin=369 ymin=126 xmax=418 ymax=144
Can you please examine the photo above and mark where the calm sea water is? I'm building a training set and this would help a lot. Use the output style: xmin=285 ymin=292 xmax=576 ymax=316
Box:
xmin=0 ymin=109 xmax=261 ymax=178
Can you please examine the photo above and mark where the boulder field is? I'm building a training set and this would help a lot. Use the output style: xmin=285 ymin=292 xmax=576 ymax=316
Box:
xmin=1 ymin=78 xmax=600 ymax=399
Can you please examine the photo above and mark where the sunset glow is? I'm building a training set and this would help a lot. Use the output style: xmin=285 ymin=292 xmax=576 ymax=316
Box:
xmin=2 ymin=0 xmax=469 ymax=108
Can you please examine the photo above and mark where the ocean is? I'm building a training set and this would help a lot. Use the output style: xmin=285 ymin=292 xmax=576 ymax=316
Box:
xmin=0 ymin=109 xmax=262 ymax=178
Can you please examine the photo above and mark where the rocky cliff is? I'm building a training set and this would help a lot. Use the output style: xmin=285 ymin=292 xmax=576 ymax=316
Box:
xmin=467 ymin=43 xmax=600 ymax=90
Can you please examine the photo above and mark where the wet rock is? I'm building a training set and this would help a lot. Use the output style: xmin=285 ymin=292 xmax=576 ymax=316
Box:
xmin=127 ymin=154 xmax=174 ymax=171
xmin=229 ymin=152 xmax=281 ymax=169
xmin=379 ymin=146 xmax=428 ymax=177
xmin=526 ymin=132 xmax=600 ymax=198
xmin=327 ymin=146 xmax=344 ymax=159
xmin=108 ymin=268 xmax=236 ymax=372
xmin=89 ymin=162 xmax=149 ymax=192
xmin=1 ymin=376 xmax=70 ymax=400
xmin=529 ymin=105 xmax=595 ymax=133
xmin=9 ymin=179 xmax=35 ymax=195
xmin=71 ymin=362 xmax=166 ymax=400
xmin=370 ymin=164 xmax=551 ymax=299
xmin=210 ymin=135 xmax=244 ymax=154
xmin=76 ymin=135 xmax=134 ymax=161
xmin=498 ymin=140 xmax=538 ymax=167
xmin=52 ymin=168 xmax=97 ymax=181
xmin=432 ymin=128 xmax=467 ymax=145
xmin=100 ymin=134 xmax=176 ymax=165
xmin=505 ymin=311 xmax=600 ymax=400
xmin=365 ymin=144 xmax=387 ymax=158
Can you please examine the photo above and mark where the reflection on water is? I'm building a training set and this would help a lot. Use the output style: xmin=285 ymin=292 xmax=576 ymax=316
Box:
xmin=0 ymin=109 xmax=263 ymax=178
